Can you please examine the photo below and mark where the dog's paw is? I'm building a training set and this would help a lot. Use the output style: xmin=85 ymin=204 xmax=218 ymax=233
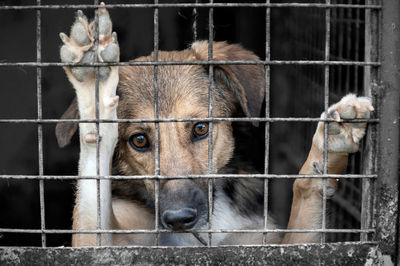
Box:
xmin=59 ymin=3 xmax=119 ymax=83
xmin=314 ymin=94 xmax=374 ymax=153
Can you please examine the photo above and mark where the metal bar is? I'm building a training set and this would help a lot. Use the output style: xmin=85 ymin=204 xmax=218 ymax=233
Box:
xmin=345 ymin=6 xmax=352 ymax=93
xmin=0 ymin=3 xmax=383 ymax=10
xmin=192 ymin=0 xmax=198 ymax=41
xmin=361 ymin=0 xmax=380 ymax=243
xmin=0 ymin=117 xmax=379 ymax=123
xmin=154 ymin=179 xmax=160 ymax=245
xmin=321 ymin=0 xmax=331 ymax=244
xmin=354 ymin=0 xmax=361 ymax=91
xmin=0 ymin=174 xmax=377 ymax=180
xmin=36 ymin=0 xmax=46 ymax=248
xmin=0 ymin=228 xmax=375 ymax=234
xmin=263 ymin=0 xmax=271 ymax=245
xmin=0 ymin=60 xmax=381 ymax=67
xmin=153 ymin=0 xmax=160 ymax=246
xmin=207 ymin=0 xmax=214 ymax=247
xmin=92 ymin=0 xmax=101 ymax=246
xmin=376 ymin=0 xmax=400 ymax=260
xmin=337 ymin=6 xmax=344 ymax=98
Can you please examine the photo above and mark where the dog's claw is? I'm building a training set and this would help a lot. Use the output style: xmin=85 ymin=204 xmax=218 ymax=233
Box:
xmin=77 ymin=10 xmax=85 ymax=19
xmin=59 ymin=32 xmax=70 ymax=44
xmin=99 ymin=8 xmax=112 ymax=38
xmin=112 ymin=32 xmax=118 ymax=43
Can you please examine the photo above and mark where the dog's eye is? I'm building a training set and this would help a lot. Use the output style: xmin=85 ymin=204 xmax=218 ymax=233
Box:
xmin=129 ymin=134 xmax=150 ymax=151
xmin=192 ymin=122 xmax=209 ymax=141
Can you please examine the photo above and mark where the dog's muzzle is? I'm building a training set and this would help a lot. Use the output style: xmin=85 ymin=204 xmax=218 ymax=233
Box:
xmin=159 ymin=179 xmax=208 ymax=229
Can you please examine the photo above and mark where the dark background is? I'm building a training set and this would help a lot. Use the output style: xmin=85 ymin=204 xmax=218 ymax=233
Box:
xmin=0 ymin=0 xmax=366 ymax=246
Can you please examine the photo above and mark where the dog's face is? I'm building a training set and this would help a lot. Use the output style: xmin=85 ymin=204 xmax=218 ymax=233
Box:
xmin=115 ymin=51 xmax=237 ymax=233
xmin=56 ymin=41 xmax=265 ymax=244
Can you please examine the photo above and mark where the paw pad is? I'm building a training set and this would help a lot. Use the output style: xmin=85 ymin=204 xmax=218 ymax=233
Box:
xmin=71 ymin=17 xmax=91 ymax=46
xmin=59 ymin=5 xmax=119 ymax=83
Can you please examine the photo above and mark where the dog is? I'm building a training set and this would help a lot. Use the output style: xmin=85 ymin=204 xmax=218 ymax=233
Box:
xmin=55 ymin=4 xmax=374 ymax=246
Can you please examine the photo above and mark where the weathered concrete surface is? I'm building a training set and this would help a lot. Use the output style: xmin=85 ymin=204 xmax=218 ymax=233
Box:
xmin=0 ymin=242 xmax=381 ymax=266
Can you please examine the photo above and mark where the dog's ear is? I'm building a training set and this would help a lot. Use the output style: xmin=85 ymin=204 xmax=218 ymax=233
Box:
xmin=55 ymin=97 xmax=79 ymax=148
xmin=191 ymin=41 xmax=265 ymax=124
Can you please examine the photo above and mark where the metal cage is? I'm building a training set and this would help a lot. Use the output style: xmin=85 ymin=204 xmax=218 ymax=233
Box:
xmin=0 ymin=0 xmax=398 ymax=265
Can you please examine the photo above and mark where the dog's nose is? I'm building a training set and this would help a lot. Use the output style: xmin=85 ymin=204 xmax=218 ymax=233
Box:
xmin=162 ymin=208 xmax=198 ymax=230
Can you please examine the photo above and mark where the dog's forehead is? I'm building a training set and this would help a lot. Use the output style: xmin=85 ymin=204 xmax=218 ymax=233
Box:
xmin=117 ymin=58 xmax=211 ymax=119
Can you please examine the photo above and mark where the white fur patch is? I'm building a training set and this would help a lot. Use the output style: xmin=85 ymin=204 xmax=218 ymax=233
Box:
xmin=211 ymin=191 xmax=276 ymax=245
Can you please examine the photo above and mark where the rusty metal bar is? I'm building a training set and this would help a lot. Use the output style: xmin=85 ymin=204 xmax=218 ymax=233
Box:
xmin=354 ymin=0 xmax=361 ymax=92
xmin=192 ymin=0 xmax=198 ymax=41
xmin=0 ymin=174 xmax=377 ymax=180
xmin=321 ymin=0 xmax=331 ymax=244
xmin=207 ymin=0 xmax=215 ymax=247
xmin=263 ymin=0 xmax=271 ymax=245
xmin=92 ymin=0 xmax=102 ymax=246
xmin=361 ymin=0 xmax=380 ymax=243
xmin=0 ymin=60 xmax=381 ymax=67
xmin=0 ymin=228 xmax=374 ymax=234
xmin=344 ymin=7 xmax=352 ymax=93
xmin=153 ymin=0 xmax=160 ymax=246
xmin=0 ymin=117 xmax=379 ymax=124
xmin=36 ymin=0 xmax=46 ymax=248
xmin=0 ymin=3 xmax=383 ymax=10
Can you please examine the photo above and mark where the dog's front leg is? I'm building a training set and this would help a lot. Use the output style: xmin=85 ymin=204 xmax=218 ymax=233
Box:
xmin=282 ymin=94 xmax=374 ymax=244
xmin=59 ymin=4 xmax=119 ymax=246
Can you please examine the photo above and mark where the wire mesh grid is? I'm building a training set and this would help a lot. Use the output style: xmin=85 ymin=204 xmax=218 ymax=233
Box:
xmin=0 ymin=0 xmax=381 ymax=248
xmin=283 ymin=0 xmax=378 ymax=243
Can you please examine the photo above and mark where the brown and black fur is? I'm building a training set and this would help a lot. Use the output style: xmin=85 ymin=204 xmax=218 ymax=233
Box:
xmin=57 ymin=39 xmax=365 ymax=246
xmin=57 ymin=41 xmax=274 ymax=245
